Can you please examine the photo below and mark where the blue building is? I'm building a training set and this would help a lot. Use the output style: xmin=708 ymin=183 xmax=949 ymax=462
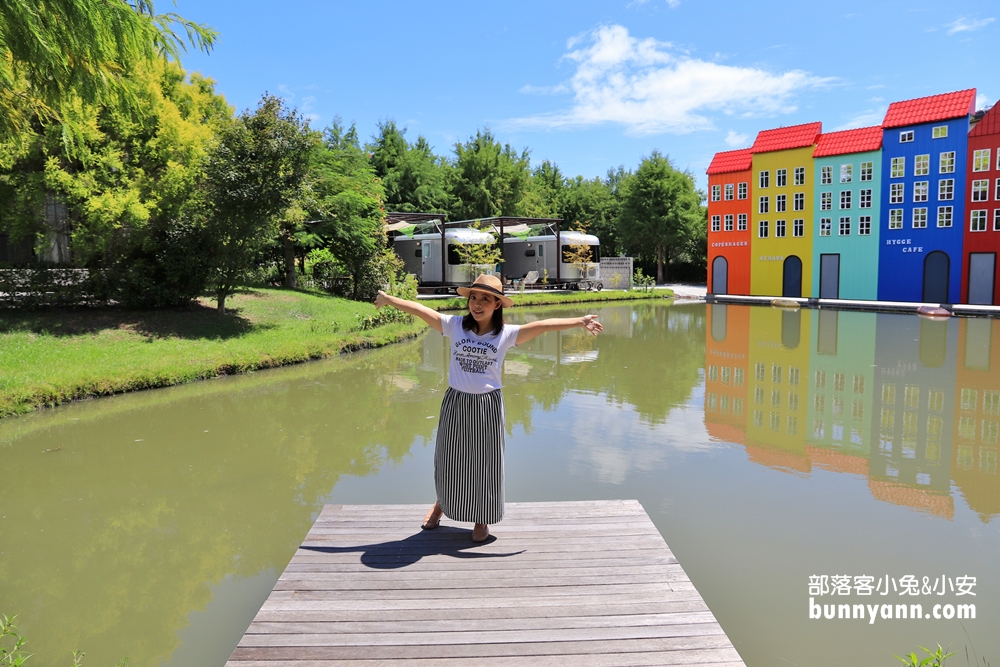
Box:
xmin=877 ymin=89 xmax=977 ymax=304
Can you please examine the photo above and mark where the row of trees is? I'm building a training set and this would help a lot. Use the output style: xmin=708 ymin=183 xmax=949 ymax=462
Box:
xmin=0 ymin=2 xmax=707 ymax=312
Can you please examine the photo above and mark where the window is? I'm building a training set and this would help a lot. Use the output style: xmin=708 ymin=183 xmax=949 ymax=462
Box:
xmin=900 ymin=130 xmax=914 ymax=143
xmin=754 ymin=386 xmax=765 ymax=404
xmin=860 ymin=161 xmax=873 ymax=181
xmin=932 ymin=125 xmax=948 ymax=139
xmin=912 ymin=208 xmax=928 ymax=229
xmin=972 ymin=179 xmax=989 ymax=202
xmin=971 ymin=210 xmax=988 ymax=232
xmin=938 ymin=179 xmax=954 ymax=201
xmin=973 ymin=149 xmax=991 ymax=172
xmin=821 ymin=192 xmax=832 ymax=210
xmin=860 ymin=189 xmax=872 ymax=208
xmin=815 ymin=370 xmax=827 ymax=388
xmin=793 ymin=218 xmax=804 ymax=237
xmin=711 ymin=215 xmax=721 ymax=232
xmin=995 ymin=209 xmax=1000 ymax=231
xmin=939 ymin=151 xmax=955 ymax=174
xmin=820 ymin=217 xmax=832 ymax=236
xmin=759 ymin=196 xmax=769 ymax=213
xmin=793 ymin=192 xmax=804 ymax=211
xmin=889 ymin=209 xmax=903 ymax=229
xmin=890 ymin=182 xmax=904 ymax=204
xmin=834 ymin=373 xmax=845 ymax=392
xmin=759 ymin=220 xmax=769 ymax=238
xmin=772 ymin=365 xmax=782 ymax=384
xmin=840 ymin=164 xmax=853 ymax=183
xmin=776 ymin=169 xmax=787 ymax=187
xmin=755 ymin=362 xmax=766 ymax=381
xmin=775 ymin=219 xmax=786 ymax=237
xmin=840 ymin=191 xmax=852 ymax=209
xmin=776 ymin=194 xmax=786 ymax=212
xmin=738 ymin=182 xmax=748 ymax=199
xmin=821 ymin=166 xmax=833 ymax=185
xmin=937 ymin=206 xmax=953 ymax=228
xmin=734 ymin=368 xmax=745 ymax=386
xmin=913 ymin=181 xmax=928 ymax=202
xmin=839 ymin=217 xmax=851 ymax=236
xmin=759 ymin=170 xmax=770 ymax=188
xmin=891 ymin=157 xmax=905 ymax=178
xmin=738 ymin=213 xmax=748 ymax=231
xmin=711 ymin=185 xmax=721 ymax=201
xmin=859 ymin=216 xmax=871 ymax=235
xmin=996 ymin=179 xmax=1000 ymax=201
xmin=724 ymin=183 xmax=734 ymax=200
xmin=794 ymin=167 xmax=805 ymax=185
xmin=724 ymin=214 xmax=734 ymax=231
xmin=914 ymin=154 xmax=929 ymax=176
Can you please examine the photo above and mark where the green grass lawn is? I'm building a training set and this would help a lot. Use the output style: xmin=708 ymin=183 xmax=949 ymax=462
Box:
xmin=429 ymin=287 xmax=672 ymax=311
xmin=0 ymin=288 xmax=423 ymax=418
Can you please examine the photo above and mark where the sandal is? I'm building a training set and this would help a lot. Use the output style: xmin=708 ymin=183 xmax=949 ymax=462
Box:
xmin=422 ymin=503 xmax=442 ymax=530
xmin=472 ymin=523 xmax=489 ymax=542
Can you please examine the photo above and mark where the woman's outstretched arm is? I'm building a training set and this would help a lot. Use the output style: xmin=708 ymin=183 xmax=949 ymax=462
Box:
xmin=374 ymin=291 xmax=445 ymax=334
xmin=516 ymin=315 xmax=602 ymax=345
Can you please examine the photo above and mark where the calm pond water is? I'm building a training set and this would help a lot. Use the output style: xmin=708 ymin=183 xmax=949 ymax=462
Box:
xmin=1 ymin=302 xmax=998 ymax=667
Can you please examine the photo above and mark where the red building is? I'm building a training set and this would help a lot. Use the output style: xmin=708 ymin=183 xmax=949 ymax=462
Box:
xmin=962 ymin=103 xmax=1000 ymax=304
xmin=706 ymin=148 xmax=752 ymax=295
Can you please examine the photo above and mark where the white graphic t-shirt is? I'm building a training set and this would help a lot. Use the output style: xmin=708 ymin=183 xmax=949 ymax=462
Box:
xmin=441 ymin=315 xmax=521 ymax=394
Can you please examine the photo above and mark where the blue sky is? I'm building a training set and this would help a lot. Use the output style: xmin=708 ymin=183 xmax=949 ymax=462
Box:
xmin=177 ymin=0 xmax=997 ymax=190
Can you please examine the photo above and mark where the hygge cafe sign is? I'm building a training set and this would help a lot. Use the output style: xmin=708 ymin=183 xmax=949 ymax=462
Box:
xmin=885 ymin=239 xmax=924 ymax=253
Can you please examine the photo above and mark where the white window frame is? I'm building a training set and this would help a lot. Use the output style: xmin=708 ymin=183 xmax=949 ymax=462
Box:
xmin=913 ymin=181 xmax=928 ymax=203
xmin=937 ymin=206 xmax=953 ymax=228
xmin=840 ymin=191 xmax=852 ymax=209
xmin=794 ymin=167 xmax=805 ymax=186
xmin=859 ymin=216 xmax=871 ymax=236
xmin=914 ymin=154 xmax=930 ymax=176
xmin=996 ymin=178 xmax=1000 ymax=202
xmin=724 ymin=183 xmax=734 ymax=200
xmin=932 ymin=125 xmax=948 ymax=139
xmin=759 ymin=196 xmax=769 ymax=213
xmin=737 ymin=213 xmax=747 ymax=231
xmin=891 ymin=157 xmax=905 ymax=178
xmin=711 ymin=185 xmax=721 ymax=202
xmin=776 ymin=194 xmax=786 ymax=212
xmin=793 ymin=218 xmax=804 ymax=237
xmin=711 ymin=215 xmax=721 ymax=232
xmin=759 ymin=171 xmax=770 ymax=189
xmin=860 ymin=188 xmax=872 ymax=209
xmin=938 ymin=179 xmax=954 ymax=201
xmin=840 ymin=164 xmax=853 ymax=183
xmin=738 ymin=182 xmax=748 ymax=199
xmin=776 ymin=168 xmax=787 ymax=187
xmin=939 ymin=151 xmax=956 ymax=174
xmin=820 ymin=217 xmax=832 ymax=236
xmin=971 ymin=210 xmax=988 ymax=232
xmin=995 ymin=209 xmax=1000 ymax=232
xmin=839 ymin=217 xmax=851 ymax=236
xmin=972 ymin=179 xmax=989 ymax=202
xmin=724 ymin=214 xmax=734 ymax=231
xmin=821 ymin=165 xmax=832 ymax=185
xmin=973 ymin=149 xmax=991 ymax=172
xmin=775 ymin=219 xmax=786 ymax=237
xmin=821 ymin=191 xmax=832 ymax=210
xmin=890 ymin=182 xmax=904 ymax=204
xmin=900 ymin=130 xmax=914 ymax=143
xmin=860 ymin=161 xmax=873 ymax=182
xmin=912 ymin=207 xmax=928 ymax=229
xmin=793 ymin=192 xmax=804 ymax=211
xmin=758 ymin=219 xmax=769 ymax=238
xmin=889 ymin=209 xmax=903 ymax=230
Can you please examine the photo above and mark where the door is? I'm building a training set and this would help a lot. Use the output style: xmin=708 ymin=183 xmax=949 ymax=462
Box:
xmin=782 ymin=255 xmax=802 ymax=298
xmin=968 ymin=253 xmax=996 ymax=305
xmin=819 ymin=254 xmax=840 ymax=299
xmin=922 ymin=251 xmax=950 ymax=303
xmin=421 ymin=241 xmax=441 ymax=283
xmin=712 ymin=256 xmax=728 ymax=295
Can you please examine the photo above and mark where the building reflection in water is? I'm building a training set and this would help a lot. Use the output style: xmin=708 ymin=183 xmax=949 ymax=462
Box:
xmin=705 ymin=304 xmax=1000 ymax=522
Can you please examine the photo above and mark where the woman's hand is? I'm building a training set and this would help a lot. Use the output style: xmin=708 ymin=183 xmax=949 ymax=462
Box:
xmin=580 ymin=314 xmax=603 ymax=336
xmin=374 ymin=290 xmax=391 ymax=309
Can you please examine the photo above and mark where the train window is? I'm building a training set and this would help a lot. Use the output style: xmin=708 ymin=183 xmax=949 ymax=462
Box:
xmin=414 ymin=247 xmax=421 ymax=257
xmin=524 ymin=249 xmax=536 ymax=257
xmin=561 ymin=244 xmax=600 ymax=262
xmin=447 ymin=244 xmax=462 ymax=265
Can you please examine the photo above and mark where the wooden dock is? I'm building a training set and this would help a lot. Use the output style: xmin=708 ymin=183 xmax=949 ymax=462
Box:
xmin=227 ymin=500 xmax=746 ymax=666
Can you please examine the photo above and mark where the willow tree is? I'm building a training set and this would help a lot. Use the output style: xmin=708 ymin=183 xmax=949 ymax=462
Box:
xmin=0 ymin=0 xmax=216 ymax=148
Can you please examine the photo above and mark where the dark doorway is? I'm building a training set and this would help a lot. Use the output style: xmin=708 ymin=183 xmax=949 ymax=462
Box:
xmin=967 ymin=253 xmax=996 ymax=305
xmin=819 ymin=254 xmax=840 ymax=299
xmin=711 ymin=304 xmax=728 ymax=342
xmin=712 ymin=256 xmax=728 ymax=295
xmin=781 ymin=310 xmax=801 ymax=349
xmin=922 ymin=251 xmax=950 ymax=303
xmin=782 ymin=255 xmax=802 ymax=298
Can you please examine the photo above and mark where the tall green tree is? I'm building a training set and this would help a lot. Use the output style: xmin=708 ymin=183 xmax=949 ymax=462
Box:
xmin=368 ymin=120 xmax=451 ymax=214
xmin=450 ymin=128 xmax=531 ymax=220
xmin=203 ymin=94 xmax=312 ymax=313
xmin=560 ymin=174 xmax=622 ymax=257
xmin=0 ymin=0 xmax=216 ymax=148
xmin=616 ymin=151 xmax=701 ymax=283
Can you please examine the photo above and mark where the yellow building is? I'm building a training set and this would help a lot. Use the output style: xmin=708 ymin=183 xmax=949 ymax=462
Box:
xmin=750 ymin=122 xmax=822 ymax=297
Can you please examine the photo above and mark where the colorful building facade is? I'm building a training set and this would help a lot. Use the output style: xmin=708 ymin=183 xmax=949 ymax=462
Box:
xmin=961 ymin=103 xmax=1000 ymax=304
xmin=749 ymin=123 xmax=822 ymax=298
xmin=877 ymin=90 xmax=977 ymax=304
xmin=704 ymin=303 xmax=750 ymax=444
xmin=811 ymin=127 xmax=883 ymax=300
xmin=706 ymin=149 xmax=752 ymax=295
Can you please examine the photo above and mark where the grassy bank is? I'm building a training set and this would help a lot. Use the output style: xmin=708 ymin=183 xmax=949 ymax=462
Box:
xmin=428 ymin=288 xmax=673 ymax=311
xmin=0 ymin=288 xmax=424 ymax=419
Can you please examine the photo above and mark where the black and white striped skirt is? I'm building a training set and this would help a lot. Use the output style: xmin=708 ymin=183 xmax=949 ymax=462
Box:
xmin=434 ymin=386 xmax=505 ymax=525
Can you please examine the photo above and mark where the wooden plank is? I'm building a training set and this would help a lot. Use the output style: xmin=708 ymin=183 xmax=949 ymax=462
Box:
xmin=228 ymin=501 xmax=746 ymax=666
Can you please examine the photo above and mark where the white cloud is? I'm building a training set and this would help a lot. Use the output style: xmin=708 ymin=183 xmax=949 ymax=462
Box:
xmin=724 ymin=130 xmax=749 ymax=147
xmin=946 ymin=16 xmax=995 ymax=35
xmin=977 ymin=93 xmax=993 ymax=111
xmin=519 ymin=83 xmax=570 ymax=95
xmin=665 ymin=0 xmax=681 ymax=8
xmin=832 ymin=107 xmax=886 ymax=131
xmin=506 ymin=25 xmax=832 ymax=135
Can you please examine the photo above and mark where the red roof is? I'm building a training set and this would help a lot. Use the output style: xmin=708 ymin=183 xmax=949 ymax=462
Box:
xmin=970 ymin=103 xmax=1000 ymax=138
xmin=882 ymin=89 xmax=976 ymax=129
xmin=707 ymin=148 xmax=752 ymax=175
xmin=813 ymin=126 xmax=883 ymax=157
xmin=751 ymin=122 xmax=822 ymax=154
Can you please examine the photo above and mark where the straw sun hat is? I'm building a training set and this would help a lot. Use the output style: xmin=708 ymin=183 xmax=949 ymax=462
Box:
xmin=456 ymin=274 xmax=514 ymax=308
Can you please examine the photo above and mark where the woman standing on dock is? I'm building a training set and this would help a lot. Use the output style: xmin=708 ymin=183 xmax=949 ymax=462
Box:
xmin=374 ymin=274 xmax=603 ymax=542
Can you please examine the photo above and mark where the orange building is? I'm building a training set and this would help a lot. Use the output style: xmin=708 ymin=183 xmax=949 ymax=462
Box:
xmin=704 ymin=303 xmax=750 ymax=445
xmin=707 ymin=149 xmax=753 ymax=295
